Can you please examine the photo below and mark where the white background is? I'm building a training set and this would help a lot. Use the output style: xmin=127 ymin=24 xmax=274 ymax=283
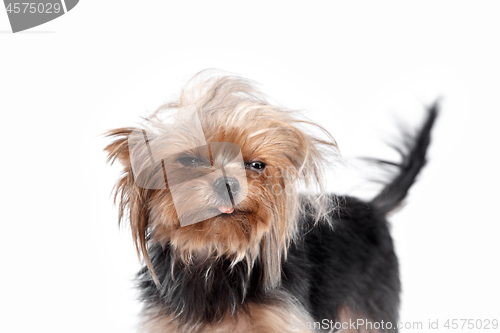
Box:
xmin=1 ymin=1 xmax=499 ymax=332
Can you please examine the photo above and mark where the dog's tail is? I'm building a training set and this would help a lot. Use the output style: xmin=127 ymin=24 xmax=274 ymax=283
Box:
xmin=370 ymin=103 xmax=439 ymax=215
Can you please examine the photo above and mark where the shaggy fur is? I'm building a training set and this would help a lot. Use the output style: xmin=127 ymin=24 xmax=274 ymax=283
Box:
xmin=104 ymin=71 xmax=437 ymax=333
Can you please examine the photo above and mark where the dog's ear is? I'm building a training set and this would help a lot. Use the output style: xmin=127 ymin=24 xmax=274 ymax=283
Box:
xmin=104 ymin=127 xmax=160 ymax=285
xmin=275 ymin=121 xmax=337 ymax=183
xmin=281 ymin=120 xmax=338 ymax=222
xmin=103 ymin=127 xmax=143 ymax=237
xmin=104 ymin=127 xmax=138 ymax=166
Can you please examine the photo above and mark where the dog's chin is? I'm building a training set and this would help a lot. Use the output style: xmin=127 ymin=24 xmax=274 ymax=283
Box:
xmin=200 ymin=209 xmax=257 ymax=234
xmin=162 ymin=205 xmax=271 ymax=265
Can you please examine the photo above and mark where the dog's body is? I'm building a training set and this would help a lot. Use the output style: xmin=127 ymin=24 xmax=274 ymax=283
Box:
xmin=138 ymin=194 xmax=402 ymax=333
xmin=105 ymin=72 xmax=437 ymax=333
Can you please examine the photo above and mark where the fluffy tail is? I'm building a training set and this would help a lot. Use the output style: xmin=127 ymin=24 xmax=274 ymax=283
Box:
xmin=370 ymin=103 xmax=439 ymax=215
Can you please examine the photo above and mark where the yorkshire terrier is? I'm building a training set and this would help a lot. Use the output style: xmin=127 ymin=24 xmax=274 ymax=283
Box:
xmin=104 ymin=72 xmax=437 ymax=333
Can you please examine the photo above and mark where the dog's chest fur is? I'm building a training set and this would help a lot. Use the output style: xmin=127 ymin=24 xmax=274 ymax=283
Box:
xmin=138 ymin=245 xmax=318 ymax=332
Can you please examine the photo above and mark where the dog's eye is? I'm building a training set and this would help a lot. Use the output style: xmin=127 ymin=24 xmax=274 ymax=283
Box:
xmin=246 ymin=161 xmax=266 ymax=171
xmin=177 ymin=156 xmax=206 ymax=167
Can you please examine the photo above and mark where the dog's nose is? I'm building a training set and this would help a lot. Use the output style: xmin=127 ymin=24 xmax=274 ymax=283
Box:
xmin=213 ymin=177 xmax=241 ymax=197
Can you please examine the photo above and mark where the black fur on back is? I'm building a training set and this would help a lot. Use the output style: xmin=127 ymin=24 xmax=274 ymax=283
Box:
xmin=283 ymin=196 xmax=401 ymax=331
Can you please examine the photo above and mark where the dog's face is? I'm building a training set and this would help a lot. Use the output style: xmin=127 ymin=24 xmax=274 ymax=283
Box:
xmin=105 ymin=74 xmax=336 ymax=286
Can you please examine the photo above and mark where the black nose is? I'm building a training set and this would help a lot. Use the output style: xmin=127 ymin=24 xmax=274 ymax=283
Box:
xmin=213 ymin=177 xmax=241 ymax=197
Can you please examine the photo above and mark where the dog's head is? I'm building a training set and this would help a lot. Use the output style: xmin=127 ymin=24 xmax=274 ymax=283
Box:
xmin=105 ymin=72 xmax=337 ymax=287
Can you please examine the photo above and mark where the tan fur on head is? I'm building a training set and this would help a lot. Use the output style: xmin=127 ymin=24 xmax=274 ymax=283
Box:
xmin=104 ymin=70 xmax=339 ymax=288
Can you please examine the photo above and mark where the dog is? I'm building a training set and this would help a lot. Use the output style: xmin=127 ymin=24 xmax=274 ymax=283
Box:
xmin=104 ymin=71 xmax=437 ymax=333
